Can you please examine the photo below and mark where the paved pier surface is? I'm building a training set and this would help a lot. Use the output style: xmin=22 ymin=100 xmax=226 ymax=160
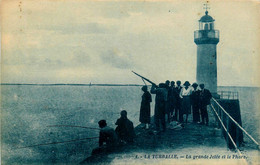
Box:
xmin=81 ymin=111 xmax=258 ymax=165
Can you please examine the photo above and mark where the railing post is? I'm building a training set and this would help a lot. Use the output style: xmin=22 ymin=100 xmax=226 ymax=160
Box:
xmin=217 ymin=105 xmax=221 ymax=129
xmin=214 ymin=104 xmax=218 ymax=127
xmin=226 ymin=117 xmax=231 ymax=148
xmin=221 ymin=107 xmax=224 ymax=129
xmin=236 ymin=126 xmax=240 ymax=147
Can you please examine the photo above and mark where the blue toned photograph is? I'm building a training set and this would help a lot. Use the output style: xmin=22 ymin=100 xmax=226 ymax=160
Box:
xmin=1 ymin=0 xmax=259 ymax=164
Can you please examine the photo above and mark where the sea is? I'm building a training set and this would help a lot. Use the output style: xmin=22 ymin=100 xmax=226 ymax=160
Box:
xmin=1 ymin=85 xmax=259 ymax=164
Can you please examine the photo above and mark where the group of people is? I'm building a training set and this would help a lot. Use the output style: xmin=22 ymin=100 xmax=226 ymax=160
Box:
xmin=93 ymin=80 xmax=212 ymax=154
xmin=139 ymin=80 xmax=212 ymax=133
xmin=92 ymin=110 xmax=135 ymax=155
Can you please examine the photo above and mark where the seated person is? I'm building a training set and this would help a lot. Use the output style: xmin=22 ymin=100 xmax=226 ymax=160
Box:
xmin=98 ymin=120 xmax=118 ymax=147
xmin=92 ymin=120 xmax=118 ymax=155
xmin=115 ymin=110 xmax=135 ymax=143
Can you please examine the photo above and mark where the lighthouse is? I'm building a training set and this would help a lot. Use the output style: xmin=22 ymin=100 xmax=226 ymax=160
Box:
xmin=194 ymin=9 xmax=219 ymax=96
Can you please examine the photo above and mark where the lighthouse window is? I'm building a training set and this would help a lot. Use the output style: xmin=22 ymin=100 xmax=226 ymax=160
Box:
xmin=210 ymin=23 xmax=214 ymax=30
xmin=199 ymin=22 xmax=203 ymax=30
xmin=204 ymin=23 xmax=209 ymax=30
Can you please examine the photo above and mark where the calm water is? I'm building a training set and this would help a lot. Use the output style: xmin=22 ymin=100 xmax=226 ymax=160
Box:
xmin=1 ymin=85 xmax=259 ymax=164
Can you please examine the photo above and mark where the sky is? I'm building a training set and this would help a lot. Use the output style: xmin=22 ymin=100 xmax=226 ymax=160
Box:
xmin=1 ymin=0 xmax=260 ymax=86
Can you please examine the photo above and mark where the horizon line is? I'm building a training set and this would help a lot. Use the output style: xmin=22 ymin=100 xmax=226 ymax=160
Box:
xmin=0 ymin=83 xmax=259 ymax=88
xmin=0 ymin=83 xmax=143 ymax=86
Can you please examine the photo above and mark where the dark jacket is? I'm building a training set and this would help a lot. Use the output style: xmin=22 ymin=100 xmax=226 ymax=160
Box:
xmin=175 ymin=86 xmax=183 ymax=107
xmin=139 ymin=91 xmax=152 ymax=123
xmin=191 ymin=90 xmax=201 ymax=106
xmin=99 ymin=126 xmax=118 ymax=147
xmin=150 ymin=86 xmax=168 ymax=103
xmin=175 ymin=86 xmax=183 ymax=95
xmin=168 ymin=87 xmax=178 ymax=106
xmin=115 ymin=117 xmax=135 ymax=142
xmin=150 ymin=85 xmax=168 ymax=117
xmin=199 ymin=89 xmax=212 ymax=106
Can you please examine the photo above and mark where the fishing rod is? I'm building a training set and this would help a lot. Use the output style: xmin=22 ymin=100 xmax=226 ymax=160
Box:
xmin=141 ymin=78 xmax=147 ymax=86
xmin=47 ymin=125 xmax=100 ymax=130
xmin=14 ymin=136 xmax=99 ymax=149
xmin=132 ymin=71 xmax=158 ymax=87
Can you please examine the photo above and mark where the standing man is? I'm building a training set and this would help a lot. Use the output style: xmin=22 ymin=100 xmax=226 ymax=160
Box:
xmin=151 ymin=83 xmax=168 ymax=133
xmin=165 ymin=80 xmax=170 ymax=122
xmin=139 ymin=86 xmax=152 ymax=129
xmin=179 ymin=81 xmax=192 ymax=123
xmin=199 ymin=84 xmax=212 ymax=126
xmin=167 ymin=81 xmax=178 ymax=122
xmin=175 ymin=80 xmax=182 ymax=121
xmin=190 ymin=83 xmax=200 ymax=123
xmin=165 ymin=80 xmax=170 ymax=89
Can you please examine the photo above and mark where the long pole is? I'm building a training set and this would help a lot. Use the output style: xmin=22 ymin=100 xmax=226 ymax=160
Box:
xmin=14 ymin=137 xmax=99 ymax=149
xmin=132 ymin=71 xmax=158 ymax=87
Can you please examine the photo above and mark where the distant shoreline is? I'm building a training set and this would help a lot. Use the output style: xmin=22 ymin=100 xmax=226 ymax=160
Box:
xmin=0 ymin=83 xmax=143 ymax=86
xmin=0 ymin=83 xmax=259 ymax=88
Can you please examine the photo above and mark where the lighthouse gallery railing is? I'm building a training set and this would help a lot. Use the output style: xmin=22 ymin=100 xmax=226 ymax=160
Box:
xmin=194 ymin=30 xmax=219 ymax=39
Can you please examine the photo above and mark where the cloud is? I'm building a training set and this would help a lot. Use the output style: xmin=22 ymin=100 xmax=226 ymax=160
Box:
xmin=100 ymin=4 xmax=130 ymax=19
xmin=39 ymin=23 xmax=117 ymax=35
xmin=2 ymin=46 xmax=94 ymax=70
xmin=71 ymin=50 xmax=91 ymax=64
xmin=1 ymin=0 xmax=260 ymax=86
xmin=100 ymin=49 xmax=134 ymax=69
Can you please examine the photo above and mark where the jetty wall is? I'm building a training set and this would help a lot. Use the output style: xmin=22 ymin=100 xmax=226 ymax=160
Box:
xmin=213 ymin=99 xmax=243 ymax=149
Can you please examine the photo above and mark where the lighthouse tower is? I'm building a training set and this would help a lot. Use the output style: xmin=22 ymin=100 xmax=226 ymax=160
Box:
xmin=194 ymin=8 xmax=219 ymax=96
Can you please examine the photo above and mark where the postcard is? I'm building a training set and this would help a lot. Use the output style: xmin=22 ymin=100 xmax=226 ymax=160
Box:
xmin=1 ymin=0 xmax=259 ymax=164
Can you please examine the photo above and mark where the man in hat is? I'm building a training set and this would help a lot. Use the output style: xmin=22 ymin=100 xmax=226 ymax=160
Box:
xmin=91 ymin=120 xmax=118 ymax=155
xmin=151 ymin=83 xmax=168 ymax=132
xmin=179 ymin=81 xmax=192 ymax=123
xmin=165 ymin=80 xmax=170 ymax=90
xmin=199 ymin=84 xmax=212 ymax=125
xmin=191 ymin=83 xmax=201 ymax=123
xmin=98 ymin=120 xmax=118 ymax=147
xmin=175 ymin=80 xmax=182 ymax=121
xmin=167 ymin=81 xmax=178 ymax=122
xmin=115 ymin=110 xmax=135 ymax=143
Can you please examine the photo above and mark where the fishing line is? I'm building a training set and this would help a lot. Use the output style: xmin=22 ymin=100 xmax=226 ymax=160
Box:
xmin=141 ymin=78 xmax=147 ymax=86
xmin=47 ymin=125 xmax=100 ymax=130
xmin=14 ymin=136 xmax=99 ymax=149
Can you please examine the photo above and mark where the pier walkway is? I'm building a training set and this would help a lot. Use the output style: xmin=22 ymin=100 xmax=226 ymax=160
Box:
xmin=82 ymin=95 xmax=259 ymax=165
xmin=82 ymin=110 xmax=258 ymax=164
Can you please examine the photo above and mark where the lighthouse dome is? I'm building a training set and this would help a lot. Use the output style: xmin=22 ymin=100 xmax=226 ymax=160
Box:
xmin=199 ymin=11 xmax=214 ymax=22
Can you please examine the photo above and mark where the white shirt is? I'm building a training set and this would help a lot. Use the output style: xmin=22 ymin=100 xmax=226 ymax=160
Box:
xmin=179 ymin=86 xmax=193 ymax=98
